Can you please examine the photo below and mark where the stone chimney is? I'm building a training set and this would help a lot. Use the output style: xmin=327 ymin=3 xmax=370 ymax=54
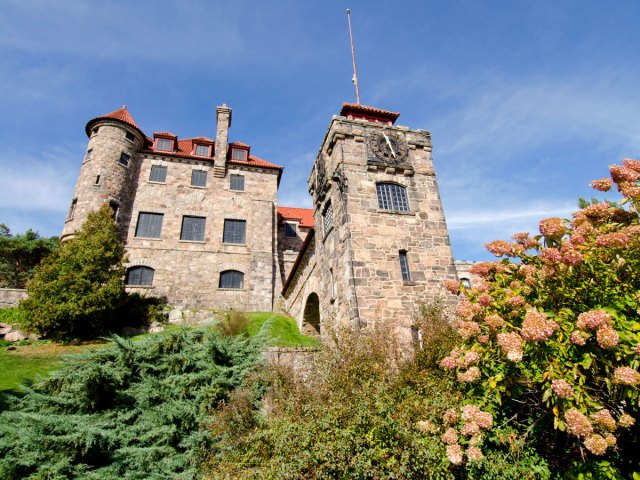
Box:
xmin=213 ymin=103 xmax=232 ymax=177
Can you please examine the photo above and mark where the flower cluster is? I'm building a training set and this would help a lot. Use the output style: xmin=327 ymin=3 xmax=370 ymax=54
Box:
xmin=438 ymin=405 xmax=493 ymax=465
xmin=520 ymin=309 xmax=558 ymax=342
xmin=457 ymin=320 xmax=481 ymax=340
xmin=590 ymin=177 xmax=613 ymax=192
xmin=539 ymin=217 xmax=567 ymax=238
xmin=551 ymin=379 xmax=574 ymax=398
xmin=565 ymin=409 xmax=593 ymax=438
xmin=576 ymin=310 xmax=611 ymax=330
xmin=595 ymin=231 xmax=629 ymax=247
xmin=457 ymin=366 xmax=481 ymax=383
xmin=485 ymin=240 xmax=513 ymax=257
xmin=560 ymin=243 xmax=584 ymax=266
xmin=497 ymin=332 xmax=524 ymax=361
xmin=613 ymin=366 xmax=640 ymax=386
xmin=484 ymin=314 xmax=505 ymax=330
xmin=590 ymin=410 xmax=616 ymax=432
xmin=596 ymin=326 xmax=619 ymax=349
xmin=444 ymin=279 xmax=461 ymax=295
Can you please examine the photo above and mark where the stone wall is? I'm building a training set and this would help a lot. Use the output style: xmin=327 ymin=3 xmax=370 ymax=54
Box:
xmin=263 ymin=346 xmax=320 ymax=379
xmin=0 ymin=288 xmax=27 ymax=308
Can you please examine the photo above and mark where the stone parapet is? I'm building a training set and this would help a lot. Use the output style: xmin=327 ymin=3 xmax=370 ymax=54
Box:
xmin=0 ymin=288 xmax=27 ymax=308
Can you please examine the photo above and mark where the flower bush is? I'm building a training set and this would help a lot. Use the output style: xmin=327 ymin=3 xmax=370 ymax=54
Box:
xmin=441 ymin=159 xmax=640 ymax=476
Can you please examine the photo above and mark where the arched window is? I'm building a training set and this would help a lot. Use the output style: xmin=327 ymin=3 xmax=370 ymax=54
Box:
xmin=460 ymin=278 xmax=472 ymax=289
xmin=219 ymin=270 xmax=244 ymax=289
xmin=376 ymin=183 xmax=409 ymax=212
xmin=126 ymin=266 xmax=154 ymax=286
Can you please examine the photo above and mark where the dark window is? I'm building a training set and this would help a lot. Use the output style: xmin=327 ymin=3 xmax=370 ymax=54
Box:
xmin=399 ymin=250 xmax=411 ymax=281
xmin=92 ymin=127 xmax=99 ymax=135
xmin=109 ymin=200 xmax=119 ymax=221
xmin=323 ymin=203 xmax=334 ymax=237
xmin=135 ymin=212 xmax=163 ymax=238
xmin=94 ymin=175 xmax=101 ymax=185
xmin=285 ymin=222 xmax=297 ymax=237
xmin=219 ymin=270 xmax=244 ymax=289
xmin=67 ymin=198 xmax=77 ymax=220
xmin=223 ymin=219 xmax=246 ymax=244
xmin=125 ymin=131 xmax=135 ymax=142
xmin=180 ymin=216 xmax=206 ymax=241
xmin=126 ymin=266 xmax=154 ymax=286
xmin=191 ymin=169 xmax=207 ymax=187
xmin=231 ymin=148 xmax=247 ymax=161
xmin=461 ymin=278 xmax=472 ymax=289
xmin=119 ymin=152 xmax=131 ymax=167
xmin=84 ymin=148 xmax=93 ymax=162
xmin=230 ymin=174 xmax=245 ymax=191
xmin=376 ymin=183 xmax=409 ymax=212
xmin=157 ymin=138 xmax=172 ymax=151
xmin=195 ymin=144 xmax=210 ymax=156
xmin=149 ymin=165 xmax=167 ymax=182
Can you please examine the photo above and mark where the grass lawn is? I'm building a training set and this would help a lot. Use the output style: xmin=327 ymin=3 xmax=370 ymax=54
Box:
xmin=0 ymin=342 xmax=104 ymax=394
xmin=246 ymin=312 xmax=321 ymax=347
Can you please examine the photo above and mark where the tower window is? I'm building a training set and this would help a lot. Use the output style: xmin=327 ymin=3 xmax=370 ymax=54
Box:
xmin=156 ymin=138 xmax=173 ymax=151
xmin=223 ymin=219 xmax=246 ymax=244
xmin=94 ymin=174 xmax=101 ymax=185
xmin=219 ymin=270 xmax=244 ymax=289
xmin=180 ymin=216 xmax=206 ymax=242
xmin=67 ymin=198 xmax=77 ymax=220
xmin=322 ymin=202 xmax=334 ymax=237
xmin=84 ymin=148 xmax=93 ymax=162
xmin=125 ymin=131 xmax=135 ymax=142
xmin=126 ymin=266 xmax=154 ymax=286
xmin=231 ymin=148 xmax=248 ymax=161
xmin=230 ymin=174 xmax=245 ymax=191
xmin=149 ymin=165 xmax=167 ymax=183
xmin=376 ymin=183 xmax=409 ymax=212
xmin=119 ymin=152 xmax=131 ymax=167
xmin=195 ymin=144 xmax=210 ymax=156
xmin=399 ymin=250 xmax=411 ymax=282
xmin=92 ymin=127 xmax=99 ymax=135
xmin=135 ymin=212 xmax=163 ymax=238
xmin=284 ymin=222 xmax=297 ymax=238
xmin=191 ymin=169 xmax=207 ymax=187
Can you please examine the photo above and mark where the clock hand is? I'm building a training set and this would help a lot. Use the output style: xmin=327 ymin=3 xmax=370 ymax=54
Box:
xmin=383 ymin=132 xmax=397 ymax=158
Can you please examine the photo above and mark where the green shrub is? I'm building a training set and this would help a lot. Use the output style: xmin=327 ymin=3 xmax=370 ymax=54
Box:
xmin=204 ymin=308 xmax=548 ymax=479
xmin=217 ymin=310 xmax=251 ymax=337
xmin=19 ymin=205 xmax=127 ymax=339
xmin=0 ymin=328 xmax=261 ymax=479
xmin=0 ymin=307 xmax=28 ymax=329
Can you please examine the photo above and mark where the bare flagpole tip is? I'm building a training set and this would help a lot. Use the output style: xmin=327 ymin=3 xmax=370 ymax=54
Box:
xmin=346 ymin=8 xmax=361 ymax=105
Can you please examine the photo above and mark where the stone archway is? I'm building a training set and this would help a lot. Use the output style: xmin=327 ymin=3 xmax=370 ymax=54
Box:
xmin=302 ymin=292 xmax=320 ymax=336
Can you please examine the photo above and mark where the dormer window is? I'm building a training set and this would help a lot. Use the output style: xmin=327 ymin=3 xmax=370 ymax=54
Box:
xmin=231 ymin=148 xmax=248 ymax=161
xmin=156 ymin=138 xmax=173 ymax=151
xmin=195 ymin=144 xmax=210 ymax=156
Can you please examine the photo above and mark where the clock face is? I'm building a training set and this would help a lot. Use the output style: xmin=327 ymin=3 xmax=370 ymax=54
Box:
xmin=368 ymin=130 xmax=407 ymax=163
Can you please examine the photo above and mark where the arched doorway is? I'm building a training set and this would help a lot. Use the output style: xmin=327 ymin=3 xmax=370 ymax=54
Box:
xmin=302 ymin=292 xmax=320 ymax=336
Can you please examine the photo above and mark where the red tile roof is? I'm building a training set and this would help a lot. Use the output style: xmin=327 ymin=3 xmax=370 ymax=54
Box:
xmin=230 ymin=141 xmax=250 ymax=147
xmin=229 ymin=154 xmax=283 ymax=171
xmin=340 ymin=103 xmax=400 ymax=124
xmin=85 ymin=106 xmax=146 ymax=139
xmin=277 ymin=206 xmax=314 ymax=227
xmin=154 ymin=131 xmax=178 ymax=138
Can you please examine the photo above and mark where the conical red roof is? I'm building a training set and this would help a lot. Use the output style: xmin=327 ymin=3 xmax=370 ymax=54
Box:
xmin=85 ymin=105 xmax=146 ymax=139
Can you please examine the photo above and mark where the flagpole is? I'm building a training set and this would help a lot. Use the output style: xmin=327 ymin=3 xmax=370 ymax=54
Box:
xmin=346 ymin=9 xmax=361 ymax=105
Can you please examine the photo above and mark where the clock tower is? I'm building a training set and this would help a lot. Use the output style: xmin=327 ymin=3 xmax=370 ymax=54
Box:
xmin=282 ymin=103 xmax=458 ymax=341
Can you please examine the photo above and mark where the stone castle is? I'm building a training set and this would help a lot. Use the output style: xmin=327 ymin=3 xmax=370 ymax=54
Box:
xmin=63 ymin=102 xmax=467 ymax=339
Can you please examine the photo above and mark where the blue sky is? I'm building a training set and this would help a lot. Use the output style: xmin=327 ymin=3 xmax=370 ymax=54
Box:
xmin=0 ymin=0 xmax=638 ymax=261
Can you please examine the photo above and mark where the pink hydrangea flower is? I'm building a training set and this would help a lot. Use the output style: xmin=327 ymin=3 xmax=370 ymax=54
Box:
xmin=456 ymin=298 xmax=478 ymax=320
xmin=570 ymin=330 xmax=588 ymax=346
xmin=497 ymin=332 xmax=524 ymax=361
xmin=595 ymin=232 xmax=629 ymax=247
xmin=551 ymin=379 xmax=574 ymax=398
xmin=521 ymin=309 xmax=558 ymax=342
xmin=581 ymin=202 xmax=612 ymax=220
xmin=596 ymin=326 xmax=619 ymax=349
xmin=461 ymin=421 xmax=480 ymax=436
xmin=461 ymin=405 xmax=493 ymax=430
xmin=620 ymin=183 xmax=640 ymax=198
xmin=541 ymin=247 xmax=562 ymax=264
xmin=444 ymin=279 xmax=460 ymax=294
xmin=618 ymin=413 xmax=635 ymax=428
xmin=576 ymin=310 xmax=611 ymax=330
xmin=610 ymin=164 xmax=639 ymax=184
xmin=477 ymin=334 xmax=489 ymax=344
xmin=466 ymin=446 xmax=484 ymax=462
xmin=604 ymin=433 xmax=617 ymax=447
xmin=478 ymin=293 xmax=492 ymax=307
xmin=507 ymin=295 xmax=525 ymax=307
xmin=443 ymin=408 xmax=459 ymax=425
xmin=485 ymin=240 xmax=513 ymax=257
xmin=457 ymin=320 xmax=481 ymax=340
xmin=469 ymin=262 xmax=494 ymax=277
xmin=584 ymin=434 xmax=608 ymax=455
xmin=590 ymin=410 xmax=616 ymax=432
xmin=457 ymin=366 xmax=481 ymax=383
xmin=613 ymin=366 xmax=640 ymax=385
xmin=446 ymin=444 xmax=463 ymax=465
xmin=565 ymin=409 xmax=593 ymax=438
xmin=539 ymin=217 xmax=567 ymax=238
xmin=590 ymin=177 xmax=613 ymax=192
xmin=441 ymin=427 xmax=458 ymax=445
xmin=560 ymin=244 xmax=584 ymax=266
xmin=440 ymin=356 xmax=457 ymax=370
xmin=463 ymin=351 xmax=480 ymax=367
xmin=622 ymin=157 xmax=640 ymax=171
xmin=512 ymin=232 xmax=530 ymax=244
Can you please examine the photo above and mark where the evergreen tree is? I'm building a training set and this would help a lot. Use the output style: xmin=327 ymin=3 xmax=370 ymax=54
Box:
xmin=20 ymin=205 xmax=126 ymax=339
xmin=0 ymin=224 xmax=58 ymax=288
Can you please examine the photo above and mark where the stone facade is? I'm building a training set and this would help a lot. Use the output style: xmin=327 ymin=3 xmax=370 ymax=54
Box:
xmin=282 ymin=104 xmax=459 ymax=342
xmin=62 ymin=102 xmax=464 ymax=329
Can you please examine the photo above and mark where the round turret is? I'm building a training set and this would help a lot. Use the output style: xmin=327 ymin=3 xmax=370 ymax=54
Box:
xmin=61 ymin=106 xmax=146 ymax=240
